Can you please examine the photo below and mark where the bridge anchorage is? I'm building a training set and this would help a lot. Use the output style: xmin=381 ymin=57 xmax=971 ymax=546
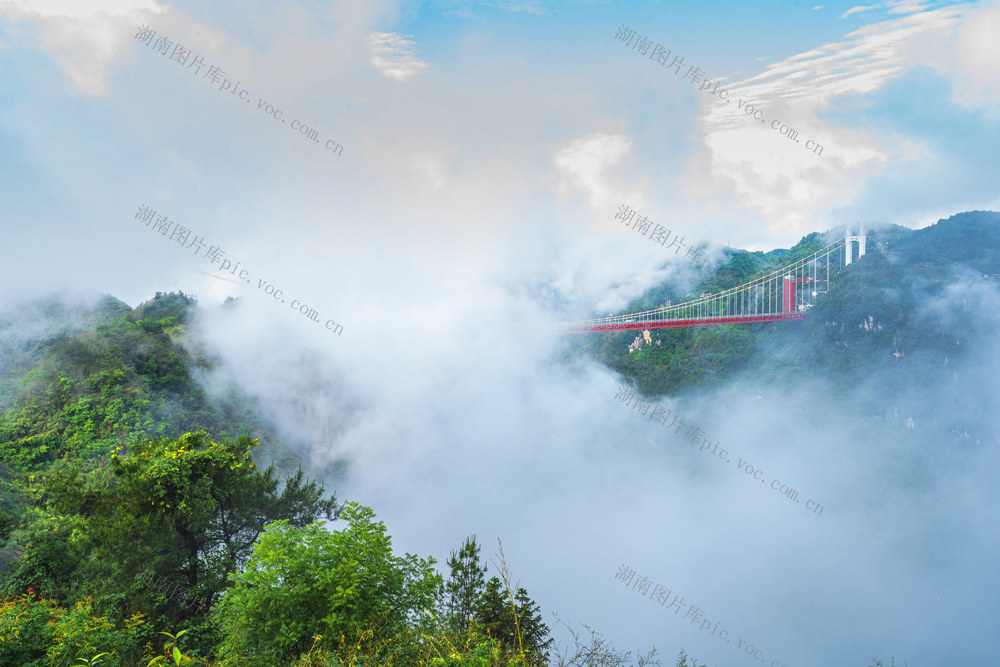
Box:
xmin=558 ymin=229 xmax=866 ymax=335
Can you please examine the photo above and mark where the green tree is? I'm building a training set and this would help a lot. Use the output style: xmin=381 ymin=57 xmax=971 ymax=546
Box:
xmin=3 ymin=431 xmax=339 ymax=621
xmin=442 ymin=535 xmax=488 ymax=633
xmin=474 ymin=577 xmax=552 ymax=666
xmin=214 ymin=502 xmax=441 ymax=666
xmin=0 ymin=512 xmax=86 ymax=603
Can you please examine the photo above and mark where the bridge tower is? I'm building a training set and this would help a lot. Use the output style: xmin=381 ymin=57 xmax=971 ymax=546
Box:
xmin=845 ymin=227 xmax=866 ymax=265
xmin=783 ymin=276 xmax=795 ymax=313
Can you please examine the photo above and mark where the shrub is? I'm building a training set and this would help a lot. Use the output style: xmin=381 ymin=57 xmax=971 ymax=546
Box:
xmin=214 ymin=503 xmax=440 ymax=667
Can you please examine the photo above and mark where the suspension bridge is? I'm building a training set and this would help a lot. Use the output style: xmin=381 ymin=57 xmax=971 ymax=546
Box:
xmin=558 ymin=230 xmax=867 ymax=335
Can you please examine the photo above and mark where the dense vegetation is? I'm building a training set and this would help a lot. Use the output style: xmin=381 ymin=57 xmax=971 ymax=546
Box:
xmin=0 ymin=292 xmax=305 ymax=577
xmin=0 ymin=430 xmax=557 ymax=665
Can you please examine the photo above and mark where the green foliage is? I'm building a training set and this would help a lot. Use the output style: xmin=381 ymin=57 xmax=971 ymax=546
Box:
xmin=442 ymin=535 xmax=488 ymax=634
xmin=408 ymin=624 xmax=529 ymax=666
xmin=0 ymin=512 xmax=88 ymax=603
xmin=0 ymin=591 xmax=57 ymax=665
xmin=766 ymin=231 xmax=826 ymax=267
xmin=0 ymin=291 xmax=281 ymax=491
xmin=3 ymin=430 xmax=338 ymax=667
xmin=1 ymin=323 xmax=213 ymax=473
xmin=0 ymin=592 xmax=150 ymax=667
xmin=275 ymin=621 xmax=531 ymax=666
xmin=214 ymin=503 xmax=441 ymax=666
xmin=47 ymin=597 xmax=150 ymax=666
xmin=601 ymin=323 xmax=759 ymax=396
xmin=473 ymin=578 xmax=551 ymax=666
xmin=148 ymin=629 xmax=205 ymax=666
xmin=132 ymin=293 xmax=195 ymax=326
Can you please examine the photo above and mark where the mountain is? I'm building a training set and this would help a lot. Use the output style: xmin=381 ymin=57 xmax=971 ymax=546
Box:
xmin=582 ymin=212 xmax=999 ymax=393
xmin=0 ymin=292 xmax=306 ymax=573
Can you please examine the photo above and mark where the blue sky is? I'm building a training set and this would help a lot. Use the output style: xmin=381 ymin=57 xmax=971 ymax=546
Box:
xmin=2 ymin=2 xmax=999 ymax=665
xmin=1 ymin=0 xmax=996 ymax=317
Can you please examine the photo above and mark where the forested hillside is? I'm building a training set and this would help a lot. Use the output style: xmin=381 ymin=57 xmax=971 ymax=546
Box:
xmin=0 ymin=294 xmax=611 ymax=665
xmin=0 ymin=292 xmax=299 ymax=573
xmin=584 ymin=211 xmax=1000 ymax=426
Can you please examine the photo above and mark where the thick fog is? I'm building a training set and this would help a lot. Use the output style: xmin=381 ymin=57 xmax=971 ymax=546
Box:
xmin=185 ymin=250 xmax=1000 ymax=666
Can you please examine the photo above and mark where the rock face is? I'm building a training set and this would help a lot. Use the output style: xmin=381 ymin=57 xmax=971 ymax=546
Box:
xmin=628 ymin=330 xmax=654 ymax=353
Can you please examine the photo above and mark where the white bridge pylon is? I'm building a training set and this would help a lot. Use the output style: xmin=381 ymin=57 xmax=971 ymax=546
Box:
xmin=558 ymin=234 xmax=865 ymax=335
xmin=845 ymin=227 xmax=867 ymax=265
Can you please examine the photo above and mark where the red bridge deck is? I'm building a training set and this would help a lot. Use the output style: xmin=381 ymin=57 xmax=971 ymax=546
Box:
xmin=559 ymin=313 xmax=807 ymax=334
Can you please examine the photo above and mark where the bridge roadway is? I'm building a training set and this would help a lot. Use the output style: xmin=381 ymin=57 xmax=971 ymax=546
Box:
xmin=552 ymin=235 xmax=861 ymax=335
xmin=558 ymin=313 xmax=807 ymax=334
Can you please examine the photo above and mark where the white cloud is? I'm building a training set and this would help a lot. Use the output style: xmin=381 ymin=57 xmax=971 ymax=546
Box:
xmin=553 ymin=132 xmax=640 ymax=214
xmin=0 ymin=0 xmax=165 ymax=95
xmin=945 ymin=0 xmax=1000 ymax=115
xmin=842 ymin=4 xmax=879 ymax=17
xmin=0 ymin=0 xmax=162 ymax=20
xmin=368 ymin=31 xmax=429 ymax=82
xmin=886 ymin=0 xmax=940 ymax=14
xmin=698 ymin=5 xmax=962 ymax=237
xmin=835 ymin=1 xmax=1000 ymax=116
xmin=842 ymin=0 xmax=954 ymax=19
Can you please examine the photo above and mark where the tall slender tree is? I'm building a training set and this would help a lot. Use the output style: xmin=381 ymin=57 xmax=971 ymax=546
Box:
xmin=442 ymin=534 xmax=487 ymax=633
